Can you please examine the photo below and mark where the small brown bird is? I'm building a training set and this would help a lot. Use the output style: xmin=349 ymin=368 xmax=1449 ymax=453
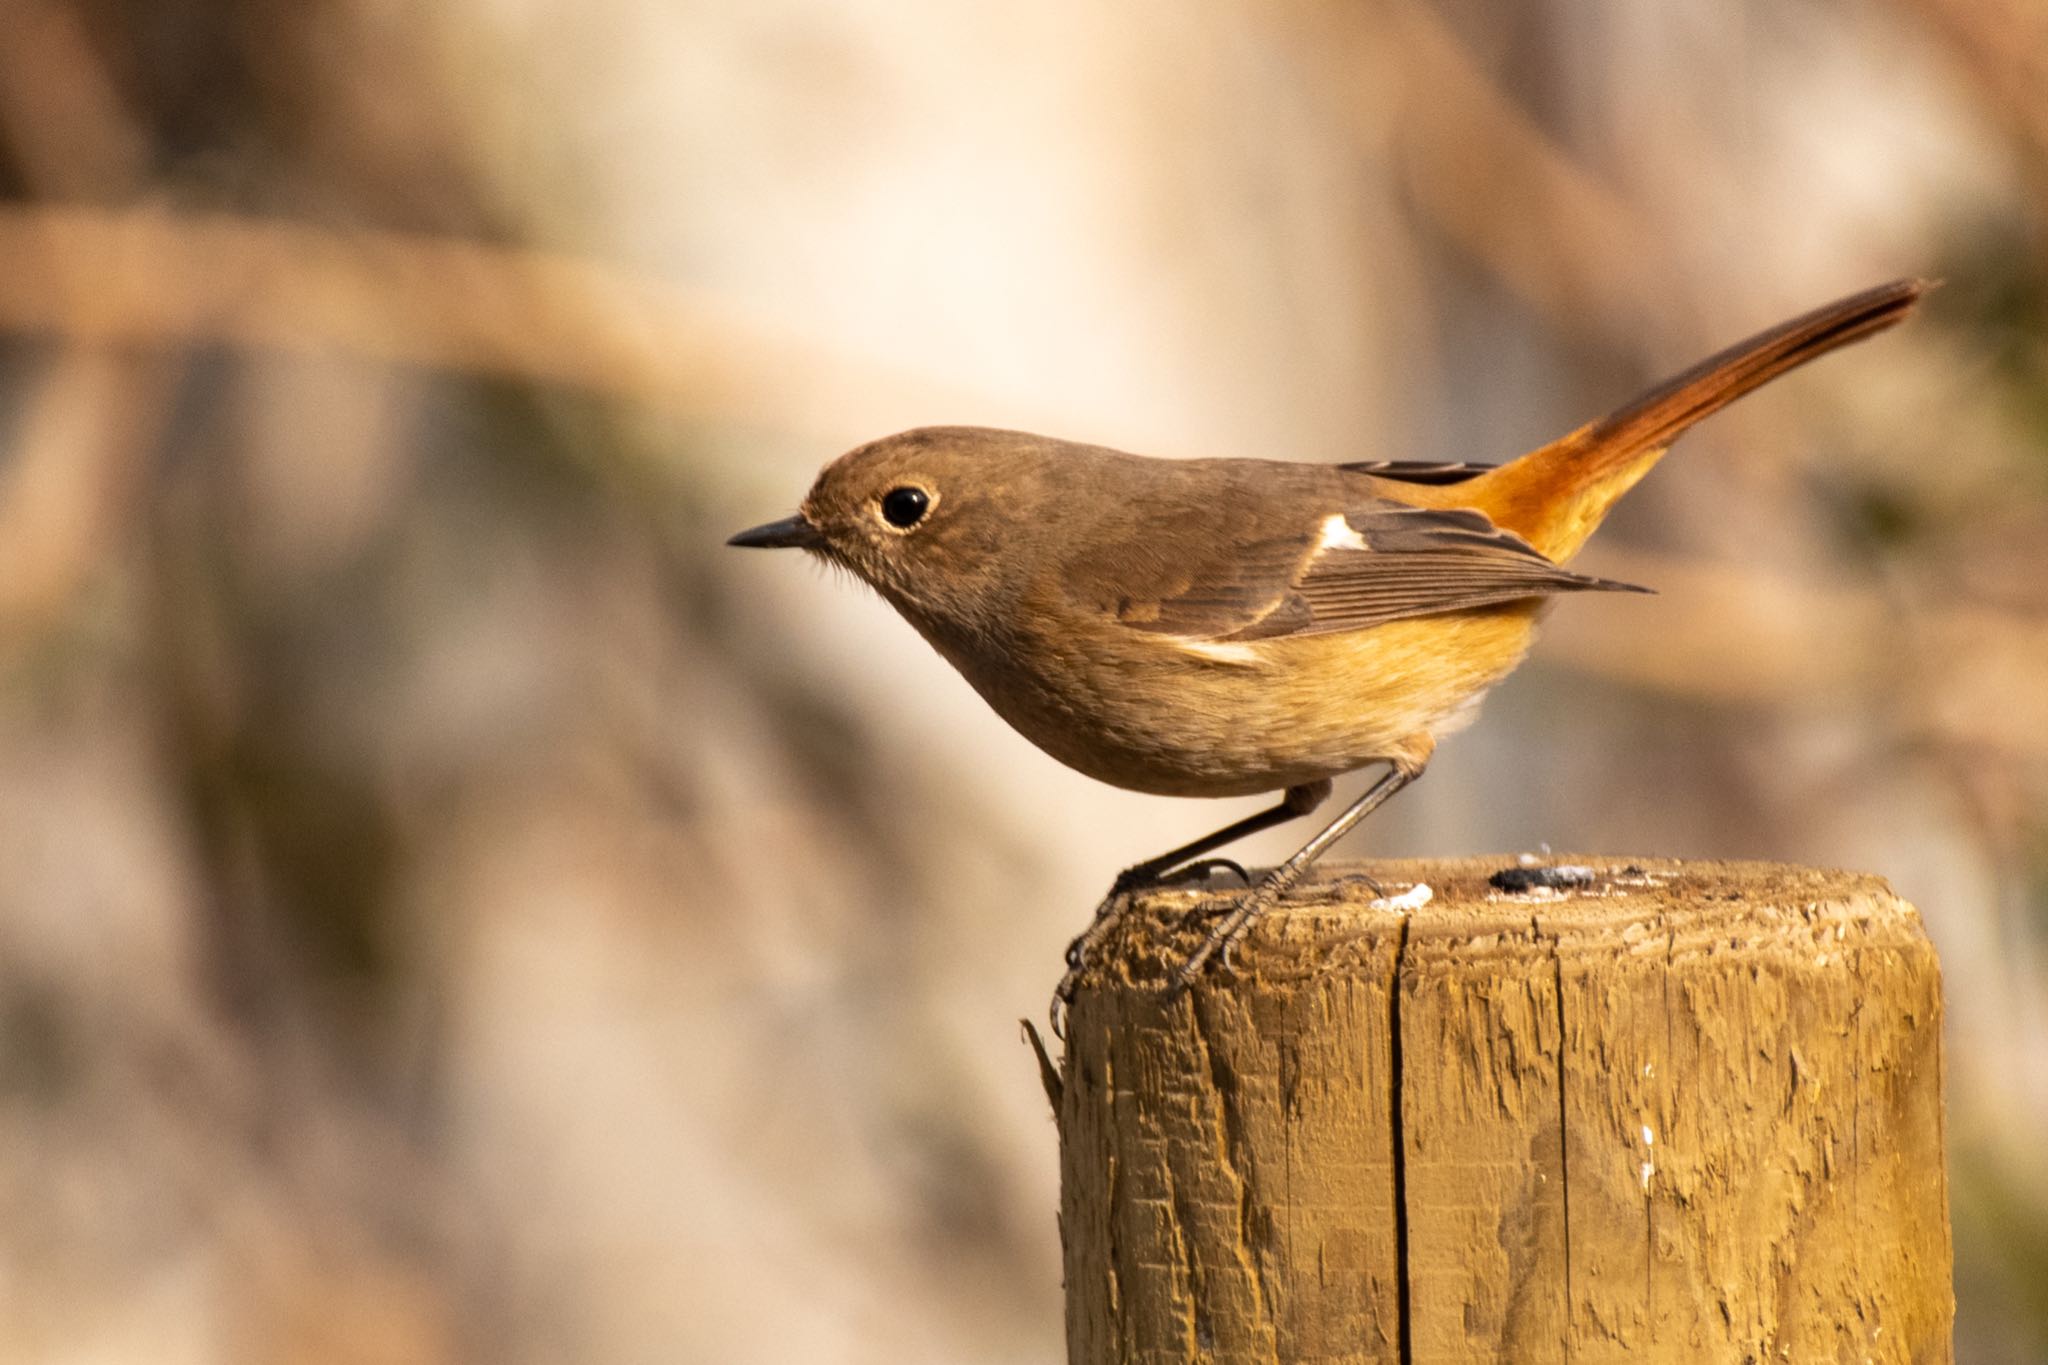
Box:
xmin=730 ymin=280 xmax=1926 ymax=1018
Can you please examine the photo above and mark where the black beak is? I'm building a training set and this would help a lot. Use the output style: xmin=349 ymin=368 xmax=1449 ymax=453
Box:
xmin=726 ymin=514 xmax=823 ymax=550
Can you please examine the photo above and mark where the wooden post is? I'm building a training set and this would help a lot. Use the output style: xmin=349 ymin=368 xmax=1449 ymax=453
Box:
xmin=1055 ymin=856 xmax=1953 ymax=1363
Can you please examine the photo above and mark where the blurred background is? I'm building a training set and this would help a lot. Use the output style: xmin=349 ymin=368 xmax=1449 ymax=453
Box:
xmin=0 ymin=0 xmax=2044 ymax=1360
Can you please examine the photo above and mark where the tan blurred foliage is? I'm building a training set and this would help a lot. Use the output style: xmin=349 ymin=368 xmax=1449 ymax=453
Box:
xmin=1 ymin=1 xmax=2046 ymax=1361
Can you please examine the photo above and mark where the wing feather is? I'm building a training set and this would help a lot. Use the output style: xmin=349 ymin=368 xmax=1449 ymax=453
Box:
xmin=1085 ymin=498 xmax=1648 ymax=644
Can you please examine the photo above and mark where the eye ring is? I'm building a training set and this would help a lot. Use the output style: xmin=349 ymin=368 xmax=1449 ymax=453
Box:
xmin=879 ymin=485 xmax=932 ymax=529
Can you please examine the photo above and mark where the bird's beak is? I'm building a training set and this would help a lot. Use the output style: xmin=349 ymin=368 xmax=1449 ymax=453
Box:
xmin=726 ymin=514 xmax=823 ymax=550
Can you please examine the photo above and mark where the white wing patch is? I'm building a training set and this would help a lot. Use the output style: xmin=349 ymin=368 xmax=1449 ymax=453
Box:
xmin=1315 ymin=513 xmax=1371 ymax=553
xmin=1176 ymin=638 xmax=1265 ymax=665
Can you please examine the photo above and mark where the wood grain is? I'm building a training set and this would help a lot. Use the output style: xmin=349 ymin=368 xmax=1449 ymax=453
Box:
xmin=1056 ymin=857 xmax=1952 ymax=1364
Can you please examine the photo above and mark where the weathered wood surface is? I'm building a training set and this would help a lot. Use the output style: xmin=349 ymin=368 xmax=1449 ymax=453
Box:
xmin=1056 ymin=856 xmax=1952 ymax=1364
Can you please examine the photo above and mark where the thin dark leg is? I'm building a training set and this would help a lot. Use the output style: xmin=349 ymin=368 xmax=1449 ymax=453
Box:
xmin=1050 ymin=781 xmax=1329 ymax=1034
xmin=1107 ymin=780 xmax=1332 ymax=897
xmin=1170 ymin=761 xmax=1422 ymax=993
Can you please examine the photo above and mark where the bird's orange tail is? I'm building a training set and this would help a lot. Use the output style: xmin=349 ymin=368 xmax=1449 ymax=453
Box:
xmin=1464 ymin=278 xmax=1930 ymax=562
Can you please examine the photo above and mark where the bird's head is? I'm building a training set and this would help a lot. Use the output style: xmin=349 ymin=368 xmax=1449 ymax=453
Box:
xmin=727 ymin=426 xmax=1055 ymax=634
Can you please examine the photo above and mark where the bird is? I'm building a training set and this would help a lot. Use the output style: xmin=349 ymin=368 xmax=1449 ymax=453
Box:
xmin=728 ymin=279 xmax=1928 ymax=1022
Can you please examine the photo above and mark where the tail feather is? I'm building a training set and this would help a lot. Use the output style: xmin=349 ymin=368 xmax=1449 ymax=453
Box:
xmin=1467 ymin=278 xmax=1930 ymax=562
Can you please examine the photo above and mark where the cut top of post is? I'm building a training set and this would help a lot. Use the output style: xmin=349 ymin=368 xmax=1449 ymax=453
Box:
xmin=1056 ymin=856 xmax=1952 ymax=1365
xmin=1062 ymin=855 xmax=1931 ymax=993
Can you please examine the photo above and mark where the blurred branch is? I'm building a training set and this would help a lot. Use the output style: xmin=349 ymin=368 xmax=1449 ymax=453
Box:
xmin=0 ymin=5 xmax=178 ymax=632
xmin=1556 ymin=543 xmax=2048 ymax=759
xmin=1286 ymin=0 xmax=1671 ymax=341
xmin=1379 ymin=0 xmax=1670 ymax=334
xmin=0 ymin=204 xmax=1030 ymax=445
xmin=1 ymin=206 xmax=2043 ymax=757
xmin=1905 ymin=0 xmax=2048 ymax=202
xmin=0 ymin=349 xmax=179 ymax=629
xmin=0 ymin=0 xmax=149 ymax=197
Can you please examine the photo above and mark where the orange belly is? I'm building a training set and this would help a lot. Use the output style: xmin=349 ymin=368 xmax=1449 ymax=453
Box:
xmin=938 ymin=606 xmax=1543 ymax=798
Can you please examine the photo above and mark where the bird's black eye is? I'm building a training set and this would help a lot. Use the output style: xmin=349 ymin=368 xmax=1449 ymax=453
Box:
xmin=880 ymin=486 xmax=930 ymax=528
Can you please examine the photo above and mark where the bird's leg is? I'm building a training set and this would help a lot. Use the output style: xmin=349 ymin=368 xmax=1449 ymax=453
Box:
xmin=1050 ymin=780 xmax=1330 ymax=1035
xmin=1109 ymin=779 xmax=1334 ymax=897
xmin=1170 ymin=740 xmax=1433 ymax=995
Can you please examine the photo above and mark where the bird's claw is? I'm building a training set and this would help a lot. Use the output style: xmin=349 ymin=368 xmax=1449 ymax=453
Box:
xmin=1057 ymin=863 xmax=1278 ymax=1034
xmin=1054 ymin=882 xmax=1128 ymax=1035
xmin=1049 ymin=975 xmax=1076 ymax=1039
xmin=1112 ymin=855 xmax=1253 ymax=896
xmin=1170 ymin=881 xmax=1280 ymax=994
xmin=1063 ymin=935 xmax=1087 ymax=971
xmin=1156 ymin=857 xmax=1253 ymax=889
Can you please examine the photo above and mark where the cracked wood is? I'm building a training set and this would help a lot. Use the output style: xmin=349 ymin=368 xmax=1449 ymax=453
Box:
xmin=1055 ymin=857 xmax=1953 ymax=1364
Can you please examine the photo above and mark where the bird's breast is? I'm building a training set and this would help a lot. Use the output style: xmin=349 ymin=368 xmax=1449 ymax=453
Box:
xmin=919 ymin=605 xmax=1543 ymax=797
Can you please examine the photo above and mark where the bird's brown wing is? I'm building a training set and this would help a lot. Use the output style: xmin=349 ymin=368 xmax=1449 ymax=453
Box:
xmin=1077 ymin=500 xmax=1647 ymax=644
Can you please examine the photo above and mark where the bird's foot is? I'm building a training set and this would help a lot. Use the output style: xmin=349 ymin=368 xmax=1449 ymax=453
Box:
xmin=1346 ymin=869 xmax=1386 ymax=897
xmin=1111 ymin=856 xmax=1252 ymax=896
xmin=1052 ymin=858 xmax=1257 ymax=1034
xmin=1052 ymin=886 xmax=1125 ymax=1038
xmin=1165 ymin=868 xmax=1299 ymax=999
